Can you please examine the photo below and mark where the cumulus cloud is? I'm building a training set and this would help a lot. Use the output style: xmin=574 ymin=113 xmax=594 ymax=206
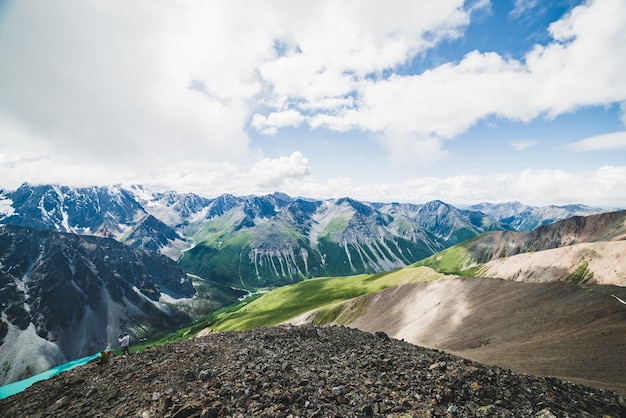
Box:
xmin=352 ymin=0 xmax=625 ymax=160
xmin=249 ymin=151 xmax=310 ymax=188
xmin=0 ymin=0 xmax=624 ymax=207
xmin=250 ymin=110 xmax=305 ymax=136
xmin=0 ymin=0 xmax=476 ymax=178
xmin=251 ymin=0 xmax=626 ymax=163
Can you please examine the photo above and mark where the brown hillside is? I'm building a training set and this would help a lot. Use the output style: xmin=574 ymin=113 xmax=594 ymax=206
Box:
xmin=477 ymin=240 xmax=626 ymax=286
xmin=316 ymin=276 xmax=626 ymax=395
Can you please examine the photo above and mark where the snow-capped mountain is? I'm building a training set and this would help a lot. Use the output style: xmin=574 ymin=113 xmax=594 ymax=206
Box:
xmin=0 ymin=183 xmax=188 ymax=257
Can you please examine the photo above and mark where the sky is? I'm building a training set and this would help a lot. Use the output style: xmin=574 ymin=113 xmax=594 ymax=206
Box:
xmin=0 ymin=0 xmax=625 ymax=207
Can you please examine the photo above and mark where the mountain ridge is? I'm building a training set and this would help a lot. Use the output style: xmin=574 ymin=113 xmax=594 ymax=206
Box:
xmin=414 ymin=210 xmax=626 ymax=282
xmin=2 ymin=182 xmax=613 ymax=291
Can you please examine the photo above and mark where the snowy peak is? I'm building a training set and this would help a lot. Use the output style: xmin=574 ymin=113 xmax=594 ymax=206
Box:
xmin=0 ymin=183 xmax=188 ymax=258
xmin=1 ymin=183 xmax=145 ymax=238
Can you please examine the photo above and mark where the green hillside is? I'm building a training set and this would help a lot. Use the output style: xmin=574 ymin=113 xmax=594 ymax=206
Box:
xmin=412 ymin=237 xmax=483 ymax=276
xmin=206 ymin=266 xmax=445 ymax=331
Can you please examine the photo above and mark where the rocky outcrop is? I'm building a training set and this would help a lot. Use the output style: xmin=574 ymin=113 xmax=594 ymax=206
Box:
xmin=1 ymin=325 xmax=624 ymax=417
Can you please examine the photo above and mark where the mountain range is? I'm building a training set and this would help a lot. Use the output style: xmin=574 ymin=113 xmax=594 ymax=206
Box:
xmin=0 ymin=182 xmax=620 ymax=386
xmin=1 ymin=183 xmax=613 ymax=290
xmin=414 ymin=209 xmax=626 ymax=284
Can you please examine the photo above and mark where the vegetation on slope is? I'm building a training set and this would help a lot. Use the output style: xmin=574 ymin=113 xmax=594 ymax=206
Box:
xmin=136 ymin=266 xmax=447 ymax=349
xmin=206 ymin=266 xmax=445 ymax=331
xmin=412 ymin=238 xmax=482 ymax=276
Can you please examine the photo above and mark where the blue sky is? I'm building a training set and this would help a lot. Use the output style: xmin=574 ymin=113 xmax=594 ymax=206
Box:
xmin=0 ymin=0 xmax=625 ymax=207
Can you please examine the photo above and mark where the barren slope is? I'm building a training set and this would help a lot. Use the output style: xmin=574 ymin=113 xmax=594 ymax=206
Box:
xmin=476 ymin=240 xmax=626 ymax=286
xmin=315 ymin=276 xmax=626 ymax=394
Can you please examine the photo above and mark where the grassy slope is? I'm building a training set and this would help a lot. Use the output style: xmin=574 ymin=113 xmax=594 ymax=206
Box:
xmin=412 ymin=239 xmax=481 ymax=276
xmin=204 ymin=266 xmax=446 ymax=331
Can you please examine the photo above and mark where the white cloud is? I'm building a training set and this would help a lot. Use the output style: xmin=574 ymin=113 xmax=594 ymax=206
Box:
xmin=251 ymin=110 xmax=305 ymax=136
xmin=0 ymin=0 xmax=624 ymax=208
xmin=566 ymin=131 xmax=626 ymax=151
xmin=258 ymin=0 xmax=626 ymax=164
xmin=318 ymin=167 xmax=626 ymax=208
xmin=347 ymin=0 xmax=626 ymax=160
xmin=0 ymin=0 xmax=476 ymax=180
xmin=525 ymin=0 xmax=626 ymax=116
xmin=0 ymin=0 xmax=255 ymax=172
xmin=358 ymin=51 xmax=531 ymax=137
xmin=511 ymin=140 xmax=539 ymax=151
xmin=249 ymin=151 xmax=310 ymax=189
xmin=510 ymin=0 xmax=540 ymax=18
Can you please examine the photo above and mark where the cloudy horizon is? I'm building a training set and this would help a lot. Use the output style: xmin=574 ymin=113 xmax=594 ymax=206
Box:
xmin=1 ymin=0 xmax=625 ymax=207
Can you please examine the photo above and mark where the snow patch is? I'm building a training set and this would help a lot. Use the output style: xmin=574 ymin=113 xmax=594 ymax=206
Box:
xmin=159 ymin=293 xmax=194 ymax=305
xmin=0 ymin=196 xmax=15 ymax=217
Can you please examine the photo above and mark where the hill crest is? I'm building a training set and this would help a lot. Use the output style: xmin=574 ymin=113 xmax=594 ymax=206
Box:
xmin=1 ymin=325 xmax=624 ymax=417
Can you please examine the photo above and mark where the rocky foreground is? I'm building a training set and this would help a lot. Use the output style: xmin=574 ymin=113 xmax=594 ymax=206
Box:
xmin=1 ymin=325 xmax=625 ymax=417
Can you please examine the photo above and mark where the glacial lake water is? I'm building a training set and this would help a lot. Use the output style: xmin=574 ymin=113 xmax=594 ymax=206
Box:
xmin=0 ymin=352 xmax=101 ymax=400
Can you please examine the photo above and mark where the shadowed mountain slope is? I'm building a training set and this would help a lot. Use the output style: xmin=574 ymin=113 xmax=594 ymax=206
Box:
xmin=0 ymin=224 xmax=194 ymax=385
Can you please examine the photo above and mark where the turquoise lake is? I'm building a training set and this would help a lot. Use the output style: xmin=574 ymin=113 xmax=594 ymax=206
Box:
xmin=0 ymin=352 xmax=101 ymax=400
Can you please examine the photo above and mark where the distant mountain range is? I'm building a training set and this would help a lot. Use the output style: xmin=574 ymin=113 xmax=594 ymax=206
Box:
xmin=0 ymin=183 xmax=614 ymax=291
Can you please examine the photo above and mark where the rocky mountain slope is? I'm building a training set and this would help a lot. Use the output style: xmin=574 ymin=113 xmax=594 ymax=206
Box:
xmin=290 ymin=212 xmax=626 ymax=394
xmin=477 ymin=240 xmax=626 ymax=285
xmin=0 ymin=224 xmax=195 ymax=385
xmin=1 ymin=325 xmax=624 ymax=417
